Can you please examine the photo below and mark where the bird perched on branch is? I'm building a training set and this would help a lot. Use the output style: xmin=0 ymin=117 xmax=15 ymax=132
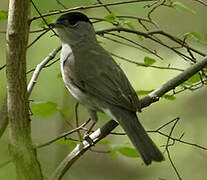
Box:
xmin=50 ymin=12 xmax=164 ymax=165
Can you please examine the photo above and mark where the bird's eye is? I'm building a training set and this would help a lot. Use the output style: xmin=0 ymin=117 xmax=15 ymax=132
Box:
xmin=68 ymin=19 xmax=78 ymax=26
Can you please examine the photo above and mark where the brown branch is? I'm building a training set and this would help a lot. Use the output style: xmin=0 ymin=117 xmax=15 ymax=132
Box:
xmin=96 ymin=0 xmax=112 ymax=13
xmin=193 ymin=0 xmax=207 ymax=7
xmin=29 ymin=0 xmax=158 ymax=22
xmin=96 ymin=27 xmax=206 ymax=59
xmin=35 ymin=119 xmax=91 ymax=149
xmin=49 ymin=120 xmax=119 ymax=180
xmin=111 ymin=52 xmax=184 ymax=71
xmin=103 ymin=32 xmax=163 ymax=60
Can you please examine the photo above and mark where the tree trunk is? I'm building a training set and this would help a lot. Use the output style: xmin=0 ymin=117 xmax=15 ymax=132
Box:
xmin=6 ymin=0 xmax=42 ymax=179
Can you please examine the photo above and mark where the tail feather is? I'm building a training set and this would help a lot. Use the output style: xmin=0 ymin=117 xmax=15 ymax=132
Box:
xmin=105 ymin=106 xmax=164 ymax=165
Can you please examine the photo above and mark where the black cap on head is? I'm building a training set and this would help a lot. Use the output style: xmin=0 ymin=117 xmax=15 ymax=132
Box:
xmin=57 ymin=12 xmax=91 ymax=26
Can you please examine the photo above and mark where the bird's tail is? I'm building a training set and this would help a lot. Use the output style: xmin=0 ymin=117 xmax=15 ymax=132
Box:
xmin=105 ymin=106 xmax=164 ymax=165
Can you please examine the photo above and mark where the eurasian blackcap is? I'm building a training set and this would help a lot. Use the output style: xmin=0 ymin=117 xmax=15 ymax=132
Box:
xmin=50 ymin=12 xmax=164 ymax=165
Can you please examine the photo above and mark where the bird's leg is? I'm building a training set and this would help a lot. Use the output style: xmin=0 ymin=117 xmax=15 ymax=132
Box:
xmin=83 ymin=110 xmax=98 ymax=145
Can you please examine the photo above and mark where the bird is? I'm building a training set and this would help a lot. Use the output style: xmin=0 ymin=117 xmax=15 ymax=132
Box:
xmin=50 ymin=12 xmax=164 ymax=165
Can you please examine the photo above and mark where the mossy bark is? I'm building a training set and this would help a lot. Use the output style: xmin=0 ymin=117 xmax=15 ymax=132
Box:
xmin=6 ymin=0 xmax=42 ymax=179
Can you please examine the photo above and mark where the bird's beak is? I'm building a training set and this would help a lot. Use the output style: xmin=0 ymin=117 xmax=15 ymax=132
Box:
xmin=48 ymin=22 xmax=64 ymax=28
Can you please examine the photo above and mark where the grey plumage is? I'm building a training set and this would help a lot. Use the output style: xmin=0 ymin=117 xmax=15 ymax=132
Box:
xmin=51 ymin=12 xmax=164 ymax=165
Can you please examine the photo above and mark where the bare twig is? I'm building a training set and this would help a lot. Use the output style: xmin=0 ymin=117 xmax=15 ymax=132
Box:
xmin=97 ymin=0 xmax=112 ymax=13
xmin=96 ymin=27 xmax=206 ymax=60
xmin=111 ymin=52 xmax=184 ymax=71
xmin=104 ymin=32 xmax=164 ymax=60
xmin=146 ymin=0 xmax=165 ymax=21
xmin=26 ymin=58 xmax=60 ymax=74
xmin=30 ymin=0 xmax=158 ymax=22
xmin=27 ymin=45 xmax=61 ymax=96
xmin=49 ymin=55 xmax=207 ymax=179
xmin=56 ymin=0 xmax=67 ymax=9
xmin=30 ymin=0 xmax=57 ymax=36
xmin=27 ymin=28 xmax=50 ymax=48
xmin=193 ymin=0 xmax=207 ymax=7
xmin=35 ymin=119 xmax=91 ymax=149
xmin=117 ymin=15 xmax=159 ymax=29
xmin=0 ymin=64 xmax=6 ymax=70
xmin=165 ymin=118 xmax=182 ymax=180
xmin=49 ymin=120 xmax=119 ymax=180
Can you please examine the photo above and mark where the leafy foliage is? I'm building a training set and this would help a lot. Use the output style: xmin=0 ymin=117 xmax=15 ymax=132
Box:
xmin=172 ymin=1 xmax=196 ymax=14
xmin=144 ymin=57 xmax=156 ymax=66
xmin=186 ymin=73 xmax=201 ymax=84
xmin=0 ymin=10 xmax=8 ymax=21
xmin=31 ymin=101 xmax=58 ymax=116
xmin=183 ymin=32 xmax=204 ymax=42
xmin=56 ymin=138 xmax=78 ymax=149
xmin=136 ymin=89 xmax=154 ymax=96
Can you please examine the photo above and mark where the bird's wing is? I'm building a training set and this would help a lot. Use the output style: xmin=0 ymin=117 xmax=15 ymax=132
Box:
xmin=64 ymin=43 xmax=141 ymax=112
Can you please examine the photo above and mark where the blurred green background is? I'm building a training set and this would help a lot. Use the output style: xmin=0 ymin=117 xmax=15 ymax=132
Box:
xmin=1 ymin=0 xmax=207 ymax=179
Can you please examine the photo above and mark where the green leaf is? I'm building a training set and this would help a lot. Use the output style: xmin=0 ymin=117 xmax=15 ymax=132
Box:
xmin=98 ymin=140 xmax=110 ymax=146
xmin=144 ymin=57 xmax=156 ymax=66
xmin=186 ymin=73 xmax=200 ymax=83
xmin=31 ymin=101 xmax=58 ymax=116
xmin=183 ymin=32 xmax=203 ymax=42
xmin=57 ymin=73 xmax=62 ymax=78
xmin=118 ymin=147 xmax=139 ymax=157
xmin=163 ymin=94 xmax=176 ymax=100
xmin=126 ymin=22 xmax=135 ymax=30
xmin=117 ymin=18 xmax=126 ymax=26
xmin=0 ymin=10 xmax=8 ymax=21
xmin=166 ymin=0 xmax=173 ymax=3
xmin=109 ymin=151 xmax=117 ymax=158
xmin=172 ymin=1 xmax=196 ymax=14
xmin=136 ymin=89 xmax=154 ymax=96
xmin=56 ymin=138 xmax=78 ymax=149
xmin=104 ymin=13 xmax=117 ymax=23
xmin=137 ymin=34 xmax=144 ymax=40
xmin=58 ymin=108 xmax=70 ymax=116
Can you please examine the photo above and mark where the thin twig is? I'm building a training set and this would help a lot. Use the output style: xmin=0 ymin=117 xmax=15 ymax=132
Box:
xmin=0 ymin=64 xmax=6 ymax=70
xmin=30 ymin=0 xmax=158 ymax=22
xmin=96 ymin=27 xmax=206 ymax=60
xmin=104 ymin=32 xmax=164 ymax=60
xmin=75 ymin=103 xmax=82 ymax=141
xmin=140 ymin=56 xmax=207 ymax=108
xmin=49 ymin=120 xmax=119 ymax=180
xmin=30 ymin=0 xmax=57 ymax=36
xmin=35 ymin=118 xmax=91 ymax=148
xmin=193 ymin=0 xmax=207 ymax=7
xmin=26 ymin=58 xmax=60 ymax=74
xmin=165 ymin=118 xmax=182 ymax=180
xmin=111 ymin=52 xmax=184 ymax=71
xmin=97 ymin=0 xmax=112 ymax=13
xmin=56 ymin=0 xmax=67 ymax=9
xmin=27 ymin=28 xmax=50 ymax=48
xmin=27 ymin=45 xmax=61 ymax=96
